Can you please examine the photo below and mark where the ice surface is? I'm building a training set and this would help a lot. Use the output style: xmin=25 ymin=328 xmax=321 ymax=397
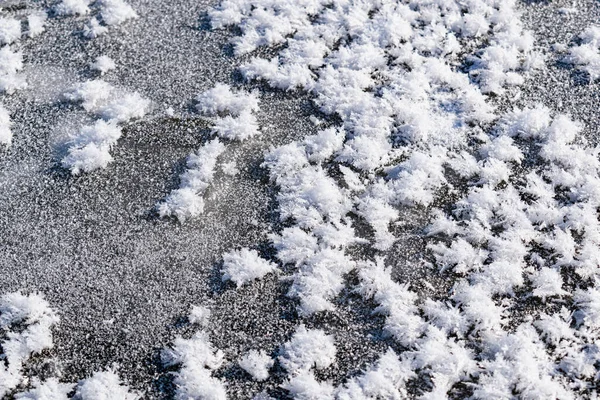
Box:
xmin=2 ymin=0 xmax=600 ymax=398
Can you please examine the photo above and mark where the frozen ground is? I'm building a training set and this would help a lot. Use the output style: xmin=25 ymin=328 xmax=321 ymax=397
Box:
xmin=1 ymin=0 xmax=600 ymax=399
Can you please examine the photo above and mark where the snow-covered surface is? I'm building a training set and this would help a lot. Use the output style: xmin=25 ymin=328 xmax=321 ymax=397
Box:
xmin=2 ymin=0 xmax=600 ymax=398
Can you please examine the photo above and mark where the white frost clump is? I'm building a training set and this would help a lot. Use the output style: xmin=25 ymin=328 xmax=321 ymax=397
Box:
xmin=278 ymin=325 xmax=336 ymax=375
xmin=64 ymin=81 xmax=149 ymax=121
xmin=196 ymin=83 xmax=259 ymax=116
xmin=222 ymin=248 xmax=278 ymax=287
xmin=0 ymin=17 xmax=21 ymax=45
xmin=97 ymin=0 xmax=138 ymax=26
xmin=91 ymin=55 xmax=116 ymax=75
xmin=189 ymin=305 xmax=211 ymax=327
xmin=84 ymin=19 xmax=109 ymax=38
xmin=0 ymin=45 xmax=26 ymax=94
xmin=55 ymin=0 xmax=91 ymax=16
xmin=0 ymin=104 xmax=12 ymax=145
xmin=15 ymin=378 xmax=74 ymax=400
xmin=63 ymin=80 xmax=115 ymax=113
xmin=281 ymin=372 xmax=335 ymax=400
xmin=531 ymin=267 xmax=569 ymax=300
xmin=61 ymin=81 xmax=149 ymax=174
xmin=99 ymin=92 xmax=150 ymax=122
xmin=61 ymin=120 xmax=122 ymax=175
xmin=158 ymin=138 xmax=226 ymax=221
xmin=162 ymin=331 xmax=227 ymax=400
xmin=196 ymin=83 xmax=261 ymax=141
xmin=0 ymin=293 xmax=59 ymax=398
xmin=238 ymin=350 xmax=274 ymax=381
xmin=27 ymin=13 xmax=47 ymax=38
xmin=74 ymin=370 xmax=137 ymax=400
xmin=336 ymin=349 xmax=414 ymax=399
xmin=565 ymin=25 xmax=600 ymax=80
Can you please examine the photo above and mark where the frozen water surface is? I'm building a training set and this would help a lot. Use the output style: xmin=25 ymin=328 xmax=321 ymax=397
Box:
xmin=2 ymin=0 xmax=600 ymax=398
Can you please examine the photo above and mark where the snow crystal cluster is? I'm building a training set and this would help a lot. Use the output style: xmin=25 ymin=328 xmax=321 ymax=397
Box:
xmin=565 ymin=25 xmax=600 ymax=80
xmin=196 ymin=83 xmax=261 ymax=141
xmin=198 ymin=0 xmax=600 ymax=398
xmin=221 ymin=247 xmax=278 ymax=287
xmin=0 ymin=292 xmax=138 ymax=399
xmin=0 ymin=104 xmax=12 ymax=146
xmin=91 ymin=55 xmax=116 ymax=75
xmin=55 ymin=0 xmax=137 ymax=38
xmin=158 ymin=138 xmax=225 ymax=221
xmin=0 ymin=293 xmax=59 ymax=397
xmin=61 ymin=80 xmax=150 ymax=174
xmin=162 ymin=330 xmax=227 ymax=400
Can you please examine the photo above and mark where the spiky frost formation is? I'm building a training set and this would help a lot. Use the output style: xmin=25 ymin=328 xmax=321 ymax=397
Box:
xmin=0 ymin=17 xmax=21 ymax=45
xmin=97 ymin=0 xmax=138 ymax=26
xmin=278 ymin=325 xmax=336 ymax=375
xmin=565 ymin=25 xmax=600 ymax=80
xmin=91 ymin=55 xmax=116 ymax=75
xmin=61 ymin=81 xmax=150 ymax=174
xmin=55 ymin=0 xmax=91 ymax=15
xmin=158 ymin=138 xmax=226 ymax=221
xmin=161 ymin=331 xmax=227 ymax=400
xmin=0 ymin=45 xmax=26 ymax=94
xmin=73 ymin=371 xmax=138 ymax=400
xmin=0 ymin=293 xmax=59 ymax=397
xmin=222 ymin=248 xmax=278 ymax=287
xmin=196 ymin=83 xmax=261 ymax=141
xmin=0 ymin=104 xmax=12 ymax=146
xmin=239 ymin=350 xmax=274 ymax=382
xmin=14 ymin=378 xmax=74 ymax=400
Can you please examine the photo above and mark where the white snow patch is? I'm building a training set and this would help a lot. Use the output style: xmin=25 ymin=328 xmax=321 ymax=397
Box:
xmin=222 ymin=248 xmax=278 ymax=287
xmin=238 ymin=350 xmax=274 ymax=381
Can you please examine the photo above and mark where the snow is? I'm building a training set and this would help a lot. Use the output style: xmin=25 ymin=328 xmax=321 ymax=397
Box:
xmin=0 ymin=45 xmax=26 ymax=94
xmin=196 ymin=83 xmax=262 ymax=141
xmin=98 ymin=0 xmax=138 ymax=26
xmin=27 ymin=13 xmax=47 ymax=38
xmin=189 ymin=305 xmax=211 ymax=327
xmin=91 ymin=55 xmax=116 ymax=75
xmin=99 ymin=92 xmax=150 ymax=122
xmin=158 ymin=138 xmax=226 ymax=221
xmin=15 ymin=378 xmax=74 ymax=400
xmin=0 ymin=293 xmax=59 ymax=398
xmin=221 ymin=247 xmax=278 ymax=287
xmin=0 ymin=104 xmax=12 ymax=145
xmin=238 ymin=349 xmax=274 ymax=381
xmin=278 ymin=325 xmax=336 ymax=375
xmin=61 ymin=120 xmax=122 ymax=174
xmin=55 ymin=0 xmax=91 ymax=16
xmin=162 ymin=331 xmax=227 ymax=400
xmin=0 ymin=18 xmax=21 ymax=45
xmin=196 ymin=83 xmax=259 ymax=117
xmin=74 ymin=371 xmax=138 ymax=400
xmin=84 ymin=19 xmax=109 ymax=38
xmin=3 ymin=0 xmax=600 ymax=398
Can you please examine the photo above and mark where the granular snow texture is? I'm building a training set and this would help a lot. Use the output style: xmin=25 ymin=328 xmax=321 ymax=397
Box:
xmin=1 ymin=0 xmax=600 ymax=399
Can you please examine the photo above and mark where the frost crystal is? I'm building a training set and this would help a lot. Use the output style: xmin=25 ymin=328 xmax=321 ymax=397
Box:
xmin=222 ymin=248 xmax=278 ymax=287
xmin=91 ymin=55 xmax=116 ymax=75
xmin=239 ymin=350 xmax=274 ymax=381
xmin=159 ymin=139 xmax=226 ymax=221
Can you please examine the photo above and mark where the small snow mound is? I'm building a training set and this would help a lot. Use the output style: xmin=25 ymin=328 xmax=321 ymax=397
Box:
xmin=278 ymin=325 xmax=336 ymax=375
xmin=159 ymin=139 xmax=226 ymax=221
xmin=74 ymin=370 xmax=137 ymax=400
xmin=0 ymin=104 xmax=12 ymax=146
xmin=55 ymin=0 xmax=91 ymax=16
xmin=91 ymin=55 xmax=116 ymax=75
xmin=239 ymin=350 xmax=274 ymax=381
xmin=221 ymin=248 xmax=278 ymax=287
